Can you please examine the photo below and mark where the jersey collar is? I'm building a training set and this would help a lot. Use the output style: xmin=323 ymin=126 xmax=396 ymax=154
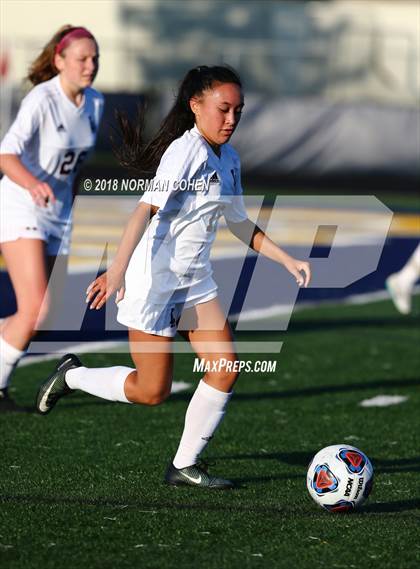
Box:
xmin=53 ymin=74 xmax=86 ymax=114
xmin=192 ymin=124 xmax=224 ymax=161
xmin=191 ymin=124 xmax=201 ymax=137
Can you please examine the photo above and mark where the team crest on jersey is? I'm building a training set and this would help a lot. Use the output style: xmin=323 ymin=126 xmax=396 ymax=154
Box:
xmin=89 ymin=116 xmax=96 ymax=133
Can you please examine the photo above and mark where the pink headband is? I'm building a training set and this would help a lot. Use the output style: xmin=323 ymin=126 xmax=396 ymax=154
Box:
xmin=55 ymin=27 xmax=96 ymax=55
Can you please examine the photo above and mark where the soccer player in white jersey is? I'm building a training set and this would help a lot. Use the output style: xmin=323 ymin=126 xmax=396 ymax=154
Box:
xmin=386 ymin=243 xmax=420 ymax=314
xmin=36 ymin=66 xmax=310 ymax=489
xmin=0 ymin=26 xmax=104 ymax=411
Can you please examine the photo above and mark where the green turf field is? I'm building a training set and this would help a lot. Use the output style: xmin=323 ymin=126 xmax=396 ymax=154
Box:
xmin=1 ymin=298 xmax=419 ymax=569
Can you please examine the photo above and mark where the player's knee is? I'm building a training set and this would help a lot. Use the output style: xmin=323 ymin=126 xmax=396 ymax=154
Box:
xmin=206 ymin=358 xmax=240 ymax=391
xmin=143 ymin=391 xmax=170 ymax=406
xmin=221 ymin=367 xmax=240 ymax=388
xmin=137 ymin=391 xmax=170 ymax=406
xmin=130 ymin=385 xmax=171 ymax=406
xmin=223 ymin=357 xmax=241 ymax=382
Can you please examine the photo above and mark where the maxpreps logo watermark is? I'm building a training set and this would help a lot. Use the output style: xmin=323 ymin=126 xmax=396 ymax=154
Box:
xmin=193 ymin=358 xmax=277 ymax=374
xmin=32 ymin=195 xmax=393 ymax=355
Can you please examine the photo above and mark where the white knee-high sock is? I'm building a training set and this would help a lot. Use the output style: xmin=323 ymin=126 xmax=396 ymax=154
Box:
xmin=65 ymin=366 xmax=133 ymax=403
xmin=173 ymin=379 xmax=232 ymax=469
xmin=0 ymin=335 xmax=25 ymax=390
xmin=399 ymin=244 xmax=420 ymax=286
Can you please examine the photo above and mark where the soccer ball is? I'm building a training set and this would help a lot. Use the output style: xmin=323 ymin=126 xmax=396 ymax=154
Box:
xmin=307 ymin=444 xmax=374 ymax=512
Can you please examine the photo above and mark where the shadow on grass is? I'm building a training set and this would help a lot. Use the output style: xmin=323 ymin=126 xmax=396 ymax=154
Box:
xmin=361 ymin=499 xmax=420 ymax=513
xmin=170 ymin=377 xmax=420 ymax=403
xmin=0 ymin=493 xmax=418 ymax=516
xmin=16 ymin=375 xmax=417 ymax=413
xmin=3 ymin=399 xmax=111 ymax=415
xmin=211 ymin=451 xmax=420 ymax=475
xmin=285 ymin=314 xmax=420 ymax=334
xmin=233 ymin=313 xmax=420 ymax=337
xmin=0 ymin=493 xmax=303 ymax=515
xmin=371 ymin=456 xmax=420 ymax=474
xmin=211 ymin=450 xmax=313 ymax=467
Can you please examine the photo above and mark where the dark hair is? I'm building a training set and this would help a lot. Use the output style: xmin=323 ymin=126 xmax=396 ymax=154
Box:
xmin=115 ymin=65 xmax=242 ymax=175
xmin=27 ymin=25 xmax=97 ymax=86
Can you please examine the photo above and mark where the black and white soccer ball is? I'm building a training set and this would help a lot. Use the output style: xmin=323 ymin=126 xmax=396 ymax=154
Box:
xmin=307 ymin=444 xmax=374 ymax=512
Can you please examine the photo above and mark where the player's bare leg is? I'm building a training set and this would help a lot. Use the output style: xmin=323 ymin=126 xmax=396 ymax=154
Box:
xmin=125 ymin=329 xmax=174 ymax=405
xmin=182 ymin=297 xmax=239 ymax=392
xmin=1 ymin=238 xmax=49 ymax=409
xmin=1 ymin=238 xmax=49 ymax=349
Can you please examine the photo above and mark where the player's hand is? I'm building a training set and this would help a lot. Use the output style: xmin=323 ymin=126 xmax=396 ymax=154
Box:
xmin=284 ymin=257 xmax=311 ymax=288
xmin=27 ymin=181 xmax=56 ymax=207
xmin=86 ymin=267 xmax=126 ymax=310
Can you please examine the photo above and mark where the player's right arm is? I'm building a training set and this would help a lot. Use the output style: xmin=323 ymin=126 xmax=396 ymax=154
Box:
xmin=86 ymin=202 xmax=158 ymax=309
xmin=0 ymin=154 xmax=55 ymax=207
xmin=0 ymin=89 xmax=55 ymax=207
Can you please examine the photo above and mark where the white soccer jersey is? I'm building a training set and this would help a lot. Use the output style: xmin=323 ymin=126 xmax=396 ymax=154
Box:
xmin=0 ymin=74 xmax=103 ymax=249
xmin=118 ymin=125 xmax=248 ymax=322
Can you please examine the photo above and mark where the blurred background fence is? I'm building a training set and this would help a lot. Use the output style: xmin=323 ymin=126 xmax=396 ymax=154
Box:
xmin=1 ymin=0 xmax=419 ymax=343
xmin=1 ymin=0 xmax=419 ymax=186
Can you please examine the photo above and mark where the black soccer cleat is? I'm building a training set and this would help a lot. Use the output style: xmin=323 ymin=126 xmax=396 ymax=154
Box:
xmin=164 ymin=461 xmax=235 ymax=490
xmin=36 ymin=354 xmax=82 ymax=415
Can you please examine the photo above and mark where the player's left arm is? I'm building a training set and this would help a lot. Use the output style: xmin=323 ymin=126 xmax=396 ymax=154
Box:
xmin=226 ymin=218 xmax=311 ymax=287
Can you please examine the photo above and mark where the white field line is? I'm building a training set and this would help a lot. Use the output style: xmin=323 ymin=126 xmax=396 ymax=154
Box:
xmin=20 ymin=341 xmax=127 ymax=366
xmin=231 ymin=285 xmax=420 ymax=321
xmin=359 ymin=395 xmax=409 ymax=407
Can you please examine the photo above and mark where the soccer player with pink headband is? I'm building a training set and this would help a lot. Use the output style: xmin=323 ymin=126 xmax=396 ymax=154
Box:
xmin=0 ymin=26 xmax=104 ymax=410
